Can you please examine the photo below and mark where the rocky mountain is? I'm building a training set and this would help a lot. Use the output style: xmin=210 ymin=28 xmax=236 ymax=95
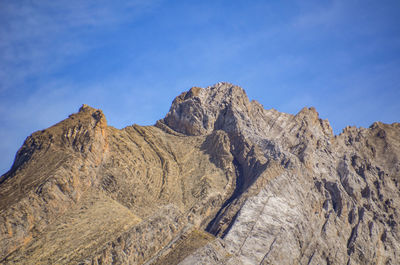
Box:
xmin=1 ymin=82 xmax=399 ymax=265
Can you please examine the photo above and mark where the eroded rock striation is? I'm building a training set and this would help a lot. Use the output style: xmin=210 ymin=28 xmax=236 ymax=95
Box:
xmin=1 ymin=82 xmax=399 ymax=264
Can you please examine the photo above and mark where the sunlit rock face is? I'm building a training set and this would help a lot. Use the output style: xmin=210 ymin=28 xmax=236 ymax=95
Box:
xmin=1 ymin=82 xmax=399 ymax=265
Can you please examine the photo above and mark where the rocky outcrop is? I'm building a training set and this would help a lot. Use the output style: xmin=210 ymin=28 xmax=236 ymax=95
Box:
xmin=1 ymin=82 xmax=399 ymax=264
xmin=0 ymin=105 xmax=108 ymax=261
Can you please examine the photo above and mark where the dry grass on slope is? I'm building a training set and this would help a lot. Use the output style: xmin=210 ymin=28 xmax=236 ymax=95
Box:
xmin=3 ymin=191 xmax=141 ymax=265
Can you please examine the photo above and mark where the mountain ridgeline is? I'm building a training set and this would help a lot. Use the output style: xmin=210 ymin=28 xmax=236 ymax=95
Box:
xmin=1 ymin=83 xmax=399 ymax=264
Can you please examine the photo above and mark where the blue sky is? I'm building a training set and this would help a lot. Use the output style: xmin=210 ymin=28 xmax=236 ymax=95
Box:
xmin=1 ymin=0 xmax=399 ymax=174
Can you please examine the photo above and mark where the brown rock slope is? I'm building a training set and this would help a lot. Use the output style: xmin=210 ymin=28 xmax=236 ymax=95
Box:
xmin=1 ymin=83 xmax=399 ymax=264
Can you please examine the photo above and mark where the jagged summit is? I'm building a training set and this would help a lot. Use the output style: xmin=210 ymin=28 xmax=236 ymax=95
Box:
xmin=1 ymin=103 xmax=107 ymax=184
xmin=1 ymin=83 xmax=399 ymax=265
xmin=158 ymin=82 xmax=250 ymax=135
xmin=159 ymin=82 xmax=332 ymax=140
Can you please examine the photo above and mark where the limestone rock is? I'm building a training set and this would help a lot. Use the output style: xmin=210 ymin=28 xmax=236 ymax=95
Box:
xmin=1 ymin=83 xmax=399 ymax=265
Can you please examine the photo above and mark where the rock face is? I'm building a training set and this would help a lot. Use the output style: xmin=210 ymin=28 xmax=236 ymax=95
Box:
xmin=1 ymin=82 xmax=399 ymax=264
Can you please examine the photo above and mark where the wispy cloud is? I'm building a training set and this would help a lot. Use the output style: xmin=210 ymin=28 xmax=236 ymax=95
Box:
xmin=0 ymin=0 xmax=160 ymax=92
xmin=292 ymin=0 xmax=345 ymax=29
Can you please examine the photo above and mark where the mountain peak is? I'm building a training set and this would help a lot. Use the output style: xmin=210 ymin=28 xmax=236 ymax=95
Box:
xmin=158 ymin=83 xmax=251 ymax=136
